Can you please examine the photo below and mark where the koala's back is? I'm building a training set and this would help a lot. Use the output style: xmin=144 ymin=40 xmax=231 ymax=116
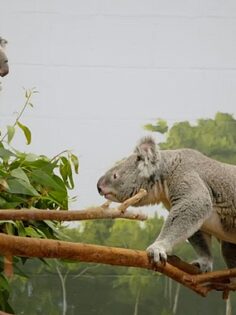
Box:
xmin=168 ymin=148 xmax=236 ymax=230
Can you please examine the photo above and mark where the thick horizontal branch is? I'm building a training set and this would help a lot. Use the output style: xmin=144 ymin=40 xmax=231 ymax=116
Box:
xmin=0 ymin=233 xmax=206 ymax=297
xmin=0 ymin=208 xmax=147 ymax=221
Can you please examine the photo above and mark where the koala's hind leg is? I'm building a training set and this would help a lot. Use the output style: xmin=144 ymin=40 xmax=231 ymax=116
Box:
xmin=188 ymin=230 xmax=213 ymax=272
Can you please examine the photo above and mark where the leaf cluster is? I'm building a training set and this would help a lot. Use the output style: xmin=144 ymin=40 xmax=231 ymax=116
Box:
xmin=0 ymin=89 xmax=79 ymax=312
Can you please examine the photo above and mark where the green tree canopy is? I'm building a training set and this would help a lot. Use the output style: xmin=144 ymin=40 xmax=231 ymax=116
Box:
xmin=145 ymin=112 xmax=236 ymax=164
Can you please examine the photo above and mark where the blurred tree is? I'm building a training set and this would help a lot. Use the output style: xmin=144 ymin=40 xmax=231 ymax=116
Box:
xmin=145 ymin=112 xmax=236 ymax=164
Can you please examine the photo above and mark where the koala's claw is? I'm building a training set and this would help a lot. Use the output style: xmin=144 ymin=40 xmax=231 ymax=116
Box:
xmin=191 ymin=257 xmax=213 ymax=273
xmin=146 ymin=242 xmax=168 ymax=264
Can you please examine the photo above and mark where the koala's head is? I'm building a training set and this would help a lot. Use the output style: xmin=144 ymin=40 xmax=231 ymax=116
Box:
xmin=0 ymin=37 xmax=9 ymax=77
xmin=97 ymin=137 xmax=162 ymax=203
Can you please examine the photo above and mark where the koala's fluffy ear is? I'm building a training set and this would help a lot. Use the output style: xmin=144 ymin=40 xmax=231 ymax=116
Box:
xmin=0 ymin=37 xmax=7 ymax=49
xmin=134 ymin=137 xmax=161 ymax=178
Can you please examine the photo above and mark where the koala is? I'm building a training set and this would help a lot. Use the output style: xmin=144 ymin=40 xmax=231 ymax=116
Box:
xmin=0 ymin=37 xmax=9 ymax=77
xmin=97 ymin=137 xmax=236 ymax=273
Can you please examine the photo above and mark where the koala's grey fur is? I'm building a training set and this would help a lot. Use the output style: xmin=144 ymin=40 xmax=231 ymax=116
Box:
xmin=0 ymin=37 xmax=9 ymax=78
xmin=97 ymin=137 xmax=236 ymax=273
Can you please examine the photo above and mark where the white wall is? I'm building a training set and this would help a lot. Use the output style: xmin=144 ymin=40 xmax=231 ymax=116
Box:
xmin=0 ymin=0 xmax=236 ymax=209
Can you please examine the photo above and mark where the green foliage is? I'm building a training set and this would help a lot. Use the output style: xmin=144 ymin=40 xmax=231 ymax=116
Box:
xmin=144 ymin=118 xmax=168 ymax=134
xmin=145 ymin=112 xmax=236 ymax=164
xmin=0 ymin=89 xmax=79 ymax=312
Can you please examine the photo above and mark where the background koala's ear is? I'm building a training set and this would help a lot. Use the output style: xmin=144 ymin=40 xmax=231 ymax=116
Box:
xmin=0 ymin=37 xmax=7 ymax=49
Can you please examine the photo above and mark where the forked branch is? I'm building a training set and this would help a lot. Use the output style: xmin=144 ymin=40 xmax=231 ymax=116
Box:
xmin=0 ymin=233 xmax=234 ymax=299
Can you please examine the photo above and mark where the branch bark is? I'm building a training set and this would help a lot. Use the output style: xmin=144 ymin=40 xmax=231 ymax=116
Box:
xmin=0 ymin=233 xmax=206 ymax=297
xmin=0 ymin=233 xmax=234 ymax=298
xmin=184 ymin=268 xmax=236 ymax=285
xmin=0 ymin=208 xmax=147 ymax=221
xmin=0 ymin=190 xmax=148 ymax=222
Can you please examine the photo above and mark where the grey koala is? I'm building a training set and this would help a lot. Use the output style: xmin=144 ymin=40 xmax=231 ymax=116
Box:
xmin=97 ymin=137 xmax=236 ymax=273
xmin=0 ymin=37 xmax=9 ymax=77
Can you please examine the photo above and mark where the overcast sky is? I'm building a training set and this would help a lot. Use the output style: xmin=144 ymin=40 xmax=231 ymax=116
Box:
xmin=0 ymin=0 xmax=236 ymax=211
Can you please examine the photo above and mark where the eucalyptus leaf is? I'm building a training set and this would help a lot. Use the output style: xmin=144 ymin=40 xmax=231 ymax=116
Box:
xmin=0 ymin=148 xmax=15 ymax=162
xmin=16 ymin=221 xmax=27 ymax=237
xmin=17 ymin=121 xmax=31 ymax=145
xmin=25 ymin=226 xmax=46 ymax=238
xmin=71 ymin=154 xmax=79 ymax=174
xmin=59 ymin=157 xmax=74 ymax=189
xmin=0 ymin=220 xmax=17 ymax=226
xmin=30 ymin=169 xmax=65 ymax=192
xmin=10 ymin=167 xmax=30 ymax=184
xmin=0 ymin=274 xmax=10 ymax=291
xmin=7 ymin=125 xmax=15 ymax=144
xmin=6 ymin=178 xmax=39 ymax=196
xmin=0 ymin=179 xmax=9 ymax=191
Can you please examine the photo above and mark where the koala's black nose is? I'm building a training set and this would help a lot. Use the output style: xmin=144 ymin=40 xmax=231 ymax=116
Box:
xmin=97 ymin=183 xmax=102 ymax=194
xmin=0 ymin=65 xmax=9 ymax=77
xmin=97 ymin=176 xmax=105 ymax=195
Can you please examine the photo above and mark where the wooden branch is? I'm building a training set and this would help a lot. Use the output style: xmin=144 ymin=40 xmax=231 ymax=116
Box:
xmin=0 ymin=311 xmax=14 ymax=315
xmin=0 ymin=233 xmax=235 ymax=298
xmin=0 ymin=208 xmax=147 ymax=221
xmin=0 ymin=233 xmax=207 ymax=297
xmin=184 ymin=267 xmax=236 ymax=285
xmin=118 ymin=189 xmax=147 ymax=213
xmin=0 ymin=190 xmax=148 ymax=222
xmin=0 ymin=187 xmax=233 ymax=299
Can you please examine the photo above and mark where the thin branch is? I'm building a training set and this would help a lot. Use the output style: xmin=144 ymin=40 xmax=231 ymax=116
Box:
xmin=0 ymin=89 xmax=35 ymax=142
xmin=0 ymin=191 xmax=148 ymax=221
xmin=0 ymin=207 xmax=147 ymax=221
xmin=201 ymin=282 xmax=236 ymax=300
xmin=50 ymin=150 xmax=70 ymax=163
xmin=184 ymin=268 xmax=236 ymax=285
xmin=118 ymin=189 xmax=147 ymax=213
xmin=3 ymin=255 xmax=13 ymax=278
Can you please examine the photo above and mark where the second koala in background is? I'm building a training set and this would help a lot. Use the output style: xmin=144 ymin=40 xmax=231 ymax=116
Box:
xmin=0 ymin=37 xmax=9 ymax=78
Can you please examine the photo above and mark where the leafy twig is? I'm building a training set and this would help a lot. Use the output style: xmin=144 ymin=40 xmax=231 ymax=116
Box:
xmin=0 ymin=88 xmax=37 ymax=143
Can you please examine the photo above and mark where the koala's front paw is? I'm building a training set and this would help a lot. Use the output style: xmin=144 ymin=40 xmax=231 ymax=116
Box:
xmin=191 ymin=257 xmax=213 ymax=273
xmin=146 ymin=242 xmax=169 ymax=264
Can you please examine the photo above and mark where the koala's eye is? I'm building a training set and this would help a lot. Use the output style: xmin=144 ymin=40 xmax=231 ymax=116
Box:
xmin=113 ymin=173 xmax=118 ymax=180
